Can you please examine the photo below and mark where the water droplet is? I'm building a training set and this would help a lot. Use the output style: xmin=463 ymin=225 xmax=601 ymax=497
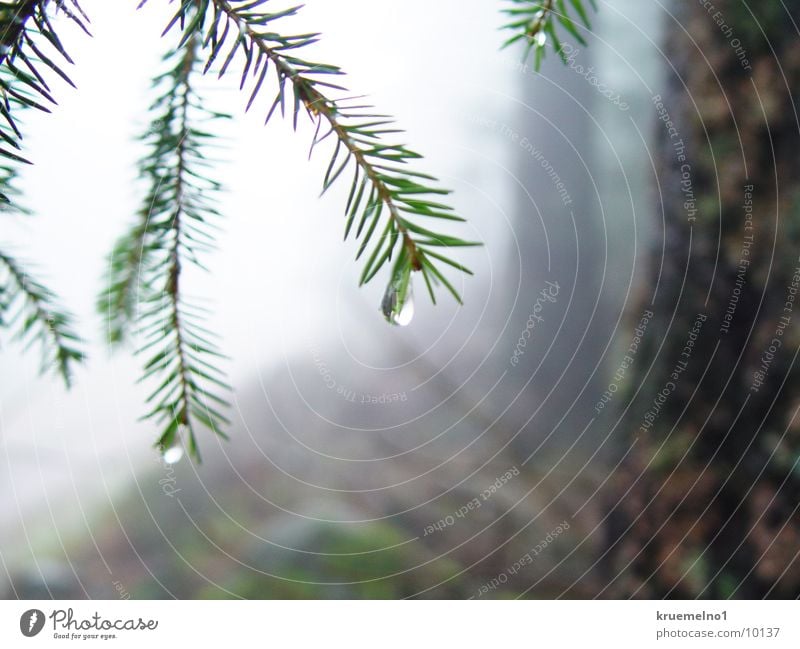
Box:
xmin=381 ymin=275 xmax=414 ymax=326
xmin=393 ymin=287 xmax=414 ymax=326
xmin=162 ymin=442 xmax=184 ymax=465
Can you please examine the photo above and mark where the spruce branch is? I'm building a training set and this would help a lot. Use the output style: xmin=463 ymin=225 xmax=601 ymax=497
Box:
xmin=98 ymin=218 xmax=152 ymax=346
xmin=0 ymin=60 xmax=35 ymax=211
xmin=0 ymin=249 xmax=84 ymax=386
xmin=0 ymin=1 xmax=89 ymax=175
xmin=100 ymin=31 xmax=231 ymax=461
xmin=0 ymin=0 xmax=599 ymax=463
xmin=0 ymin=1 xmax=88 ymax=207
xmin=146 ymin=0 xmax=479 ymax=323
xmin=0 ymin=2 xmax=87 ymax=387
xmin=502 ymin=0 xmax=595 ymax=69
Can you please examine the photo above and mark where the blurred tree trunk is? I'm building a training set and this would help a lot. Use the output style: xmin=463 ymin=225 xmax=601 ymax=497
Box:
xmin=607 ymin=1 xmax=800 ymax=598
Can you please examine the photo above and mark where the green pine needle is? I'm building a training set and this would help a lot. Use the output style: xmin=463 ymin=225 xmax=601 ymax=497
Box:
xmin=0 ymin=250 xmax=85 ymax=387
xmin=99 ymin=30 xmax=231 ymax=461
xmin=501 ymin=0 xmax=594 ymax=70
xmin=0 ymin=0 xmax=598 ymax=462
xmin=151 ymin=0 xmax=480 ymax=309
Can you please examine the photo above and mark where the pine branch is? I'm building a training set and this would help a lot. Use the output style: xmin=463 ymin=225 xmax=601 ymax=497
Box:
xmin=0 ymin=158 xmax=29 ymax=213
xmin=0 ymin=1 xmax=89 ymax=176
xmin=0 ymin=1 xmax=88 ymax=209
xmin=0 ymin=3 xmax=88 ymax=387
xmin=101 ymin=31 xmax=231 ymax=461
xmin=97 ymin=219 xmax=152 ymax=345
xmin=0 ymin=249 xmax=84 ymax=386
xmin=0 ymin=60 xmax=34 ymax=210
xmin=145 ymin=0 xmax=479 ymax=324
xmin=502 ymin=0 xmax=595 ymax=69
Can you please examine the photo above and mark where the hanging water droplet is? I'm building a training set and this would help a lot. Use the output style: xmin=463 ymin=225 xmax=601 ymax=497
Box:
xmin=162 ymin=443 xmax=184 ymax=465
xmin=381 ymin=275 xmax=415 ymax=326
xmin=160 ymin=429 xmax=185 ymax=465
xmin=393 ymin=284 xmax=414 ymax=326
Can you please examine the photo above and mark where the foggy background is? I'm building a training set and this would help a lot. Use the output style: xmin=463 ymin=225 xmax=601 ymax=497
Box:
xmin=1 ymin=0 xmax=665 ymax=598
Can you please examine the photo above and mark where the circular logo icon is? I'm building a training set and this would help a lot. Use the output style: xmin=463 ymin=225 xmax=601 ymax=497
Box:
xmin=20 ymin=609 xmax=45 ymax=637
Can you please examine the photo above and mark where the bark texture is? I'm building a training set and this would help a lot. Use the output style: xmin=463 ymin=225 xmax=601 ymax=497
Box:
xmin=607 ymin=0 xmax=800 ymax=598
